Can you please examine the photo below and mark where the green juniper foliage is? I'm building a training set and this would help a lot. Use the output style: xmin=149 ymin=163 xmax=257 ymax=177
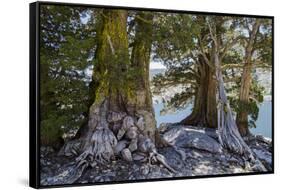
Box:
xmin=40 ymin=5 xmax=96 ymax=146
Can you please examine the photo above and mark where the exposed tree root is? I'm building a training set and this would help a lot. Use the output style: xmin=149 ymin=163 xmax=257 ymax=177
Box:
xmin=58 ymin=139 xmax=82 ymax=157
xmin=217 ymin=101 xmax=255 ymax=161
xmin=41 ymin=159 xmax=89 ymax=185
xmin=55 ymin=99 xmax=175 ymax=183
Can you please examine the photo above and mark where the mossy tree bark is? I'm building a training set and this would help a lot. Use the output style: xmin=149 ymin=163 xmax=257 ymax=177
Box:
xmin=78 ymin=9 xmax=131 ymax=163
xmin=236 ymin=20 xmax=261 ymax=137
xmin=129 ymin=12 xmax=157 ymax=142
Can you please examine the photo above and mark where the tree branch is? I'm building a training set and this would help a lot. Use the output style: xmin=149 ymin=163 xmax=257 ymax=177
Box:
xmin=220 ymin=36 xmax=243 ymax=61
xmin=222 ymin=61 xmax=272 ymax=69
xmin=207 ymin=18 xmax=218 ymax=51
xmin=198 ymin=37 xmax=213 ymax=69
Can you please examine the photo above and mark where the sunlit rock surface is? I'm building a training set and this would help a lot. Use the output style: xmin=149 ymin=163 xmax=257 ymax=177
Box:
xmin=40 ymin=124 xmax=272 ymax=186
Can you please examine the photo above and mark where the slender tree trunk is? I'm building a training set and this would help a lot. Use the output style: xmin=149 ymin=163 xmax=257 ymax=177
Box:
xmin=236 ymin=62 xmax=252 ymax=136
xmin=236 ymin=20 xmax=260 ymax=136
xmin=181 ymin=59 xmax=217 ymax=128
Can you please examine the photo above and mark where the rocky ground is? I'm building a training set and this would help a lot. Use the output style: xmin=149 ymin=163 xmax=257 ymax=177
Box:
xmin=40 ymin=124 xmax=272 ymax=186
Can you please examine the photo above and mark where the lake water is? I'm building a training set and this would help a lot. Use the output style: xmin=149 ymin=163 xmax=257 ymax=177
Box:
xmin=153 ymin=101 xmax=272 ymax=138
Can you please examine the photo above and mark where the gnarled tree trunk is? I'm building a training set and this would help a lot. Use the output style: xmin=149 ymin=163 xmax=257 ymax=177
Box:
xmin=76 ymin=9 xmax=131 ymax=164
xmin=214 ymin=52 xmax=254 ymax=161
xmin=181 ymin=59 xmax=217 ymax=128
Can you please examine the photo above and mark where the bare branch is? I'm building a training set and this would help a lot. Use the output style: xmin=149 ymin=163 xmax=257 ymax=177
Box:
xmin=207 ymin=18 xmax=218 ymax=51
xmin=224 ymin=76 xmax=241 ymax=83
xmin=135 ymin=15 xmax=153 ymax=24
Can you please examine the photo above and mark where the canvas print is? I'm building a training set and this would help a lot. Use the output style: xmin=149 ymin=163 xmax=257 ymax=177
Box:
xmin=35 ymin=2 xmax=273 ymax=187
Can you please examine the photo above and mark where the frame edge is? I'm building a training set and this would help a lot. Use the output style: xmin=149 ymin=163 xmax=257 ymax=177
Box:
xmin=29 ymin=1 xmax=40 ymax=189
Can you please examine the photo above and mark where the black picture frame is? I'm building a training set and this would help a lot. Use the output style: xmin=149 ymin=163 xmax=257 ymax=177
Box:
xmin=30 ymin=1 xmax=274 ymax=189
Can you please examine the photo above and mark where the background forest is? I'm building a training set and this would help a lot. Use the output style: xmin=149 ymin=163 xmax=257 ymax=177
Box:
xmin=39 ymin=4 xmax=272 ymax=185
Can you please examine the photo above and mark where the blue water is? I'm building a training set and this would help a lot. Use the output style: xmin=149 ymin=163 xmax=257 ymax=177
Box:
xmin=154 ymin=103 xmax=192 ymax=126
xmin=153 ymin=101 xmax=272 ymax=138
xmin=251 ymin=101 xmax=272 ymax=138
